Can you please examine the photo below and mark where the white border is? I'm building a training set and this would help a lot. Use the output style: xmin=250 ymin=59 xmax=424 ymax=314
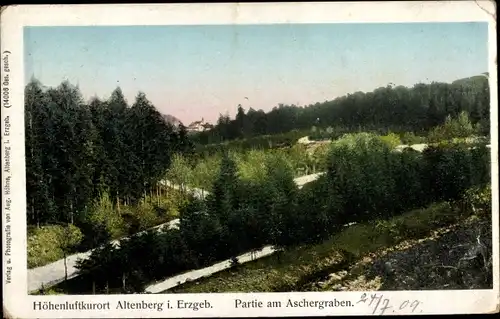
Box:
xmin=1 ymin=2 xmax=498 ymax=318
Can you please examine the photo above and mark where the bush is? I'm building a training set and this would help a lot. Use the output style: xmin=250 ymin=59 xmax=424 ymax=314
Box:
xmin=154 ymin=189 xmax=188 ymax=218
xmin=56 ymin=223 xmax=84 ymax=251
xmin=396 ymin=202 xmax=455 ymax=238
xmin=129 ymin=199 xmax=160 ymax=231
xmin=28 ymin=224 xmax=83 ymax=268
xmin=235 ymin=149 xmax=268 ymax=183
xmin=84 ymin=192 xmax=126 ymax=240
xmin=400 ymin=132 xmax=427 ymax=145
xmin=191 ymin=155 xmax=221 ymax=190
xmin=462 ymin=184 xmax=492 ymax=217
xmin=166 ymin=154 xmax=193 ymax=192
xmin=375 ymin=219 xmax=404 ymax=244
xmin=28 ymin=225 xmax=64 ymax=268
xmin=428 ymin=111 xmax=478 ymax=142
xmin=379 ymin=132 xmax=402 ymax=149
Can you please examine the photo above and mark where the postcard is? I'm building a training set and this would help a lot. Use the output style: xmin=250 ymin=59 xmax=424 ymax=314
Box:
xmin=1 ymin=1 xmax=498 ymax=318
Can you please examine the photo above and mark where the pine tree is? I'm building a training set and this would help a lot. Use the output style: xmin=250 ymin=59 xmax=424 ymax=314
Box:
xmin=25 ymin=78 xmax=55 ymax=225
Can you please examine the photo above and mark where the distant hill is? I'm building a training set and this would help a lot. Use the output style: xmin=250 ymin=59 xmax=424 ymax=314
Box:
xmin=162 ymin=114 xmax=183 ymax=127
xmin=451 ymin=72 xmax=489 ymax=86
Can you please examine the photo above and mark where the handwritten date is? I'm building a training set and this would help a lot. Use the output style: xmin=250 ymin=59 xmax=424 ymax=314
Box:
xmin=357 ymin=293 xmax=422 ymax=315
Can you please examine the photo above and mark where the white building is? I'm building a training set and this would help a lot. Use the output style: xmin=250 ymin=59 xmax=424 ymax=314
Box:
xmin=186 ymin=118 xmax=213 ymax=133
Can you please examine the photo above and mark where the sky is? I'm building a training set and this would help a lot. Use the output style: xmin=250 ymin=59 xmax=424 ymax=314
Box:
xmin=24 ymin=23 xmax=489 ymax=124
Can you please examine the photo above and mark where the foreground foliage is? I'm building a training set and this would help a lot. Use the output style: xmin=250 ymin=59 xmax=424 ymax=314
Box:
xmin=27 ymin=187 xmax=188 ymax=268
xmin=38 ymin=134 xmax=490 ymax=294
xmin=169 ymin=185 xmax=492 ymax=293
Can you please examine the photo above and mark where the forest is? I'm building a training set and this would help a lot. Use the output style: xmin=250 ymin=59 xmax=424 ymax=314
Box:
xmin=25 ymin=79 xmax=194 ymax=261
xmin=25 ymin=74 xmax=492 ymax=294
xmin=192 ymin=74 xmax=490 ymax=145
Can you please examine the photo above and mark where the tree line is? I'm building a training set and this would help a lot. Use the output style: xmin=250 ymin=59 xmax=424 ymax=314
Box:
xmin=192 ymin=75 xmax=490 ymax=144
xmin=25 ymin=79 xmax=193 ymax=233
xmin=70 ymin=134 xmax=490 ymax=294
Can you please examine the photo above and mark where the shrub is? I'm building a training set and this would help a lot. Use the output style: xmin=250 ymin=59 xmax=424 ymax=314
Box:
xmin=133 ymin=198 xmax=160 ymax=230
xmin=375 ymin=219 xmax=404 ymax=243
xmin=428 ymin=111 xmax=477 ymax=142
xmin=55 ymin=223 xmax=84 ymax=252
xmin=27 ymin=224 xmax=83 ymax=268
xmin=191 ymin=155 xmax=221 ymax=190
xmin=462 ymin=184 xmax=492 ymax=217
xmin=28 ymin=225 xmax=64 ymax=268
xmin=308 ymin=143 xmax=331 ymax=174
xmin=84 ymin=192 xmax=126 ymax=240
xmin=396 ymin=202 xmax=455 ymax=238
xmin=236 ymin=149 xmax=268 ymax=183
xmin=34 ymin=287 xmax=65 ymax=295
xmin=379 ymin=132 xmax=402 ymax=149
xmin=154 ymin=189 xmax=188 ymax=219
xmin=400 ymin=132 xmax=427 ymax=145
xmin=166 ymin=154 xmax=193 ymax=192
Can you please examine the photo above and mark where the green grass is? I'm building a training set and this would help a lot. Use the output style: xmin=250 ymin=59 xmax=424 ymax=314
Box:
xmin=166 ymin=201 xmax=473 ymax=293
